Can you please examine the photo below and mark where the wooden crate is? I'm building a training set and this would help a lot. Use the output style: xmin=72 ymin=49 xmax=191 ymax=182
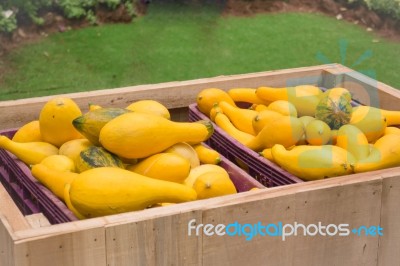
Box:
xmin=1 ymin=64 xmax=399 ymax=266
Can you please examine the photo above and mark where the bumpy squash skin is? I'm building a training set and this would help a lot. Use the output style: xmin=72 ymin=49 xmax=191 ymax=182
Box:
xmin=99 ymin=112 xmax=213 ymax=159
xmin=76 ymin=146 xmax=124 ymax=173
xmin=73 ymin=108 xmax=131 ymax=146
xmin=67 ymin=167 xmax=197 ymax=218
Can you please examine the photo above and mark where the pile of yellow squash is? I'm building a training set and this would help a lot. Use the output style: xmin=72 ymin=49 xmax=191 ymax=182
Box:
xmin=0 ymin=97 xmax=242 ymax=219
xmin=196 ymin=86 xmax=400 ymax=181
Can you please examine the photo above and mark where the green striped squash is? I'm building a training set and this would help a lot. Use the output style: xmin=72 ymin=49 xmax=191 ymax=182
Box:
xmin=76 ymin=146 xmax=124 ymax=173
xmin=315 ymin=94 xmax=352 ymax=130
xmin=73 ymin=108 xmax=131 ymax=146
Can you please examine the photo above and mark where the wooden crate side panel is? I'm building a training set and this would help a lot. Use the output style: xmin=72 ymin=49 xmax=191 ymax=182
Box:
xmin=201 ymin=178 xmax=382 ymax=266
xmin=0 ymin=65 xmax=328 ymax=129
xmin=378 ymin=174 xmax=400 ymax=266
xmin=13 ymin=227 xmax=106 ymax=266
xmin=0 ymin=183 xmax=31 ymax=232
xmin=0 ymin=216 xmax=16 ymax=266
xmin=292 ymin=179 xmax=382 ymax=266
xmin=201 ymin=193 xmax=296 ymax=266
xmin=105 ymin=211 xmax=202 ymax=266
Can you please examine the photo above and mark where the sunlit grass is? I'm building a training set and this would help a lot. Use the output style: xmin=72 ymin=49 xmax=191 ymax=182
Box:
xmin=0 ymin=2 xmax=399 ymax=100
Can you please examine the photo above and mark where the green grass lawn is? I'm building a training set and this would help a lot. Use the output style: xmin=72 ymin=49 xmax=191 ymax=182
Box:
xmin=0 ymin=2 xmax=399 ymax=100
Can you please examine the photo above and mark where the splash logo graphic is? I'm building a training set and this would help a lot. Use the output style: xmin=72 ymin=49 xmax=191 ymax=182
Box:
xmin=316 ymin=39 xmax=381 ymax=108
xmin=316 ymin=39 xmax=375 ymax=79
xmin=188 ymin=219 xmax=383 ymax=241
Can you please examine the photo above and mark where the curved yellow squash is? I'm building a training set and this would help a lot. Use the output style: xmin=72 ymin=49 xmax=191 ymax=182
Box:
xmin=336 ymin=124 xmax=370 ymax=161
xmin=66 ymin=167 xmax=197 ymax=218
xmin=126 ymin=153 xmax=191 ymax=183
xmin=246 ymin=116 xmax=304 ymax=151
xmin=99 ymin=112 xmax=213 ymax=159
xmin=0 ymin=136 xmax=58 ymax=165
xmin=218 ymin=101 xmax=258 ymax=135
xmin=354 ymin=134 xmax=400 ymax=173
xmin=31 ymin=164 xmax=78 ymax=200
xmin=271 ymin=144 xmax=355 ymax=181
xmin=255 ymin=85 xmax=322 ymax=116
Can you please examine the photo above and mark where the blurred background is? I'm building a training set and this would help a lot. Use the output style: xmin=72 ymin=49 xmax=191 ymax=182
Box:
xmin=0 ymin=0 xmax=399 ymax=100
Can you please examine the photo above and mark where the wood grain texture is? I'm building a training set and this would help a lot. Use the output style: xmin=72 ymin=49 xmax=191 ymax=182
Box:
xmin=292 ymin=178 xmax=381 ymax=266
xmin=105 ymin=210 xmax=202 ymax=266
xmin=0 ymin=183 xmax=31 ymax=232
xmin=0 ymin=215 xmax=16 ymax=266
xmin=200 ymin=173 xmax=383 ymax=266
xmin=13 ymin=226 xmax=107 ymax=266
xmin=378 ymin=173 xmax=400 ymax=266
xmin=202 ymin=192 xmax=296 ymax=266
xmin=25 ymin=213 xmax=51 ymax=229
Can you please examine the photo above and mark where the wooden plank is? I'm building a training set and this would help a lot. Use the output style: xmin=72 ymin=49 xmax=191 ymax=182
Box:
xmin=0 ymin=183 xmax=31 ymax=232
xmin=201 ymin=192 xmax=296 ymax=266
xmin=105 ymin=210 xmax=202 ymax=266
xmin=291 ymin=178 xmax=382 ymax=266
xmin=199 ymin=173 xmax=383 ymax=266
xmin=13 ymin=224 xmax=107 ymax=266
xmin=0 ymin=215 xmax=16 ymax=266
xmin=378 ymin=172 xmax=400 ymax=266
xmin=25 ymin=213 xmax=51 ymax=229
xmin=0 ymin=64 xmax=330 ymax=129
